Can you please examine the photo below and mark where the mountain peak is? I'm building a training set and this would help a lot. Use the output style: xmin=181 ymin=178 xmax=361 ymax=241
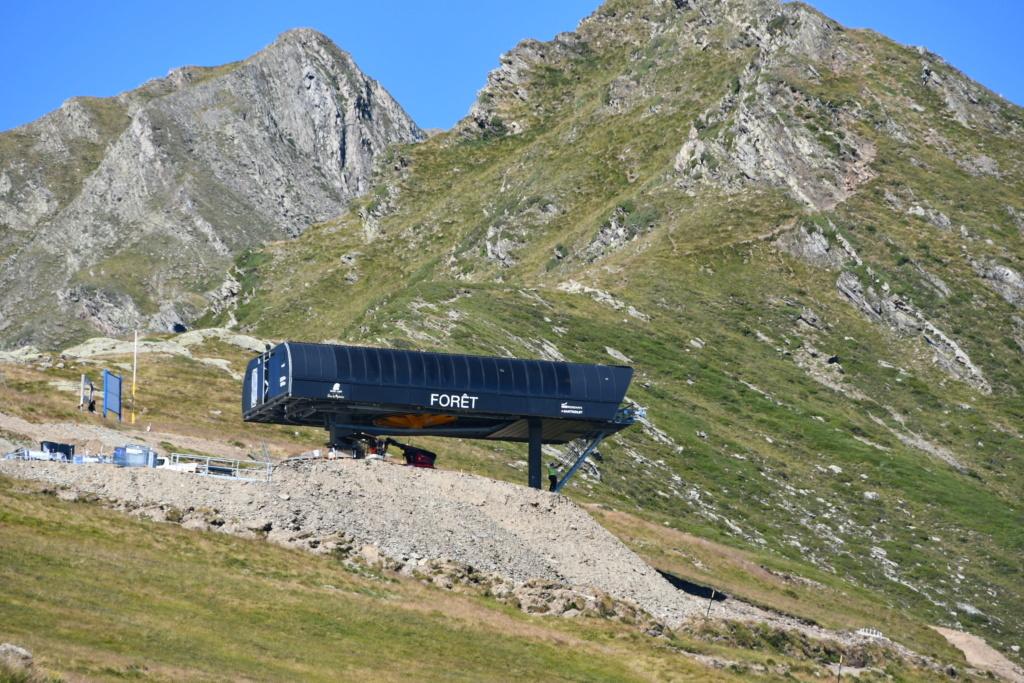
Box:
xmin=0 ymin=28 xmax=423 ymax=346
xmin=269 ymin=27 xmax=339 ymax=51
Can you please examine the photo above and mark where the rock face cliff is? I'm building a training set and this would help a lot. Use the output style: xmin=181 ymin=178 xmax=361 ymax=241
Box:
xmin=0 ymin=28 xmax=422 ymax=347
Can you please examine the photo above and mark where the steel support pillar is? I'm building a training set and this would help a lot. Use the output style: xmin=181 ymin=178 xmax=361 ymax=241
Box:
xmin=527 ymin=418 xmax=543 ymax=489
xmin=555 ymin=431 xmax=606 ymax=493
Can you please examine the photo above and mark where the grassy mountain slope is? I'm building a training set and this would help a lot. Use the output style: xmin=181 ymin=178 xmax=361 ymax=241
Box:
xmin=0 ymin=344 xmax=971 ymax=676
xmin=211 ymin=0 xmax=1024 ymax=659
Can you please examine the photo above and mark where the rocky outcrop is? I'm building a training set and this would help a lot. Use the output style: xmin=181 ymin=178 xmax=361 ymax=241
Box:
xmin=774 ymin=224 xmax=847 ymax=269
xmin=793 ymin=343 xmax=866 ymax=400
xmin=868 ymin=415 xmax=967 ymax=473
xmin=673 ymin=80 xmax=876 ymax=211
xmin=482 ymin=199 xmax=560 ymax=268
xmin=907 ymin=204 xmax=951 ymax=230
xmin=835 ymin=271 xmax=990 ymax=393
xmin=0 ymin=29 xmax=423 ymax=348
xmin=773 ymin=219 xmax=992 ymax=393
xmin=1007 ymin=206 xmax=1024 ymax=234
xmin=918 ymin=49 xmax=1007 ymax=132
xmin=459 ymin=33 xmax=583 ymax=139
xmin=774 ymin=221 xmax=865 ymax=272
xmin=670 ymin=3 xmax=876 ymax=211
xmin=581 ymin=205 xmax=654 ymax=262
xmin=971 ymin=259 xmax=1024 ymax=308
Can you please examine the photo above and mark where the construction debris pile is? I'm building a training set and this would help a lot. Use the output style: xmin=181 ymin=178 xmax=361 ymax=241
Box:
xmin=0 ymin=456 xmax=940 ymax=665
xmin=1 ymin=458 xmax=716 ymax=627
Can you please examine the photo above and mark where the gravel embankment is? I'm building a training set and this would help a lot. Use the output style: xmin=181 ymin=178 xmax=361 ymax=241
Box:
xmin=0 ymin=459 xmax=707 ymax=627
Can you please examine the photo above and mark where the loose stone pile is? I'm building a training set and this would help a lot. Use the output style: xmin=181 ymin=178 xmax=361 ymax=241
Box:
xmin=0 ymin=459 xmax=705 ymax=627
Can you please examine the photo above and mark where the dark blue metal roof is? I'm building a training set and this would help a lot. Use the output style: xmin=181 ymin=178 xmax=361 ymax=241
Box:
xmin=286 ymin=342 xmax=630 ymax=403
xmin=243 ymin=342 xmax=635 ymax=444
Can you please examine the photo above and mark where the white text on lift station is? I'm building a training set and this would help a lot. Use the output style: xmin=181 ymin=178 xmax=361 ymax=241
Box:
xmin=430 ymin=393 xmax=480 ymax=409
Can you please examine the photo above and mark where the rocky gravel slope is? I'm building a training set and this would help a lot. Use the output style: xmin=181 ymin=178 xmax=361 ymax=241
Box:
xmin=1 ymin=459 xmax=705 ymax=627
xmin=0 ymin=456 xmax=955 ymax=675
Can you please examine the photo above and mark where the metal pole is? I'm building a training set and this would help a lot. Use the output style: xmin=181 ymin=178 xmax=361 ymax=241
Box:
xmin=836 ymin=654 xmax=842 ymax=682
xmin=528 ymin=418 xmax=542 ymax=489
xmin=131 ymin=330 xmax=138 ymax=425
xmin=705 ymin=588 xmax=716 ymax=618
xmin=555 ymin=432 xmax=606 ymax=493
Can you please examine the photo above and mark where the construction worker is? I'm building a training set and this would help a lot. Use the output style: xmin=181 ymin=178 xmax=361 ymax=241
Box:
xmin=547 ymin=462 xmax=559 ymax=491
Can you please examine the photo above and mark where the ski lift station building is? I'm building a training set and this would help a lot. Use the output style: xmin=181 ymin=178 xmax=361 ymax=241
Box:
xmin=242 ymin=342 xmax=638 ymax=489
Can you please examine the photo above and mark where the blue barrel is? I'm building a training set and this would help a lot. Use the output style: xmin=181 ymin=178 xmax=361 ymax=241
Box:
xmin=114 ymin=445 xmax=156 ymax=468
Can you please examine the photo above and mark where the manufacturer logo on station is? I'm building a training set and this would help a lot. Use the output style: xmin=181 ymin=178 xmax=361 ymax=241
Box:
xmin=560 ymin=401 xmax=584 ymax=415
xmin=328 ymin=382 xmax=345 ymax=399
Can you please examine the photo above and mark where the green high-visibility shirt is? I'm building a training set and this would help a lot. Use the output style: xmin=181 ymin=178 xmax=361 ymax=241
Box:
xmin=547 ymin=465 xmax=558 ymax=477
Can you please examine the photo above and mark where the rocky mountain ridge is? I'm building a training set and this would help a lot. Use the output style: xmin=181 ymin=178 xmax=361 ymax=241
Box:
xmin=0 ymin=28 xmax=422 ymax=347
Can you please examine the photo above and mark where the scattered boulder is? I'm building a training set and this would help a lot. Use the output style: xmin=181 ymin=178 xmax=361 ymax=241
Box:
xmin=55 ymin=488 xmax=79 ymax=502
xmin=605 ymin=346 xmax=632 ymax=364
xmin=774 ymin=225 xmax=847 ymax=270
xmin=245 ymin=518 xmax=273 ymax=534
xmin=908 ymin=204 xmax=951 ymax=230
xmin=359 ymin=544 xmax=382 ymax=567
xmin=971 ymin=259 xmax=1024 ymax=308
xmin=509 ymin=578 xmax=662 ymax=632
xmin=0 ymin=643 xmax=32 ymax=670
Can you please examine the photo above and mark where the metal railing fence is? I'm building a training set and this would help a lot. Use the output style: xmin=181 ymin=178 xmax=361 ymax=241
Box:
xmin=168 ymin=453 xmax=272 ymax=482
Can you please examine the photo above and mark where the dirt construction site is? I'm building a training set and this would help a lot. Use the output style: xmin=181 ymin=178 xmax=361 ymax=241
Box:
xmin=0 ymin=454 xmax=921 ymax=646
xmin=4 ymin=412 xmax=1024 ymax=681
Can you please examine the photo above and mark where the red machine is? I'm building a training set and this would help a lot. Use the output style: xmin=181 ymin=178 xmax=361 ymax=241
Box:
xmin=384 ymin=438 xmax=437 ymax=468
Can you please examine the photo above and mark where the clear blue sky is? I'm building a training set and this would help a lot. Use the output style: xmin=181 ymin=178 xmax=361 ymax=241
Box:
xmin=1 ymin=1 xmax=1021 ymax=133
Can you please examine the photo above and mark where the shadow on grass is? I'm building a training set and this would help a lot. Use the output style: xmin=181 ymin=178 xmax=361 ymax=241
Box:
xmin=657 ymin=569 xmax=727 ymax=601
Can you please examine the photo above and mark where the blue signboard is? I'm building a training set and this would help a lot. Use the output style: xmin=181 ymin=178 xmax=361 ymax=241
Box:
xmin=103 ymin=369 xmax=122 ymax=422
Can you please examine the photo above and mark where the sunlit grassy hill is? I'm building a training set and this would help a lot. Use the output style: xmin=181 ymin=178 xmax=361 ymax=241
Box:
xmin=1 ymin=0 xmax=1023 ymax=677
xmin=210 ymin=0 xmax=1024 ymax=655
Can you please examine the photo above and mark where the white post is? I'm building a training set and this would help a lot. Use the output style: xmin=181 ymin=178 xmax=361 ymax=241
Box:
xmin=131 ymin=330 xmax=138 ymax=425
xmin=79 ymin=373 xmax=86 ymax=411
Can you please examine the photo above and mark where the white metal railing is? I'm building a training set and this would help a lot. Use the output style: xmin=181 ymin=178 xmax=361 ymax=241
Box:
xmin=3 ymin=447 xmax=271 ymax=482
xmin=167 ymin=453 xmax=272 ymax=482
xmin=2 ymin=447 xmax=30 ymax=460
xmin=2 ymin=447 xmax=69 ymax=462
